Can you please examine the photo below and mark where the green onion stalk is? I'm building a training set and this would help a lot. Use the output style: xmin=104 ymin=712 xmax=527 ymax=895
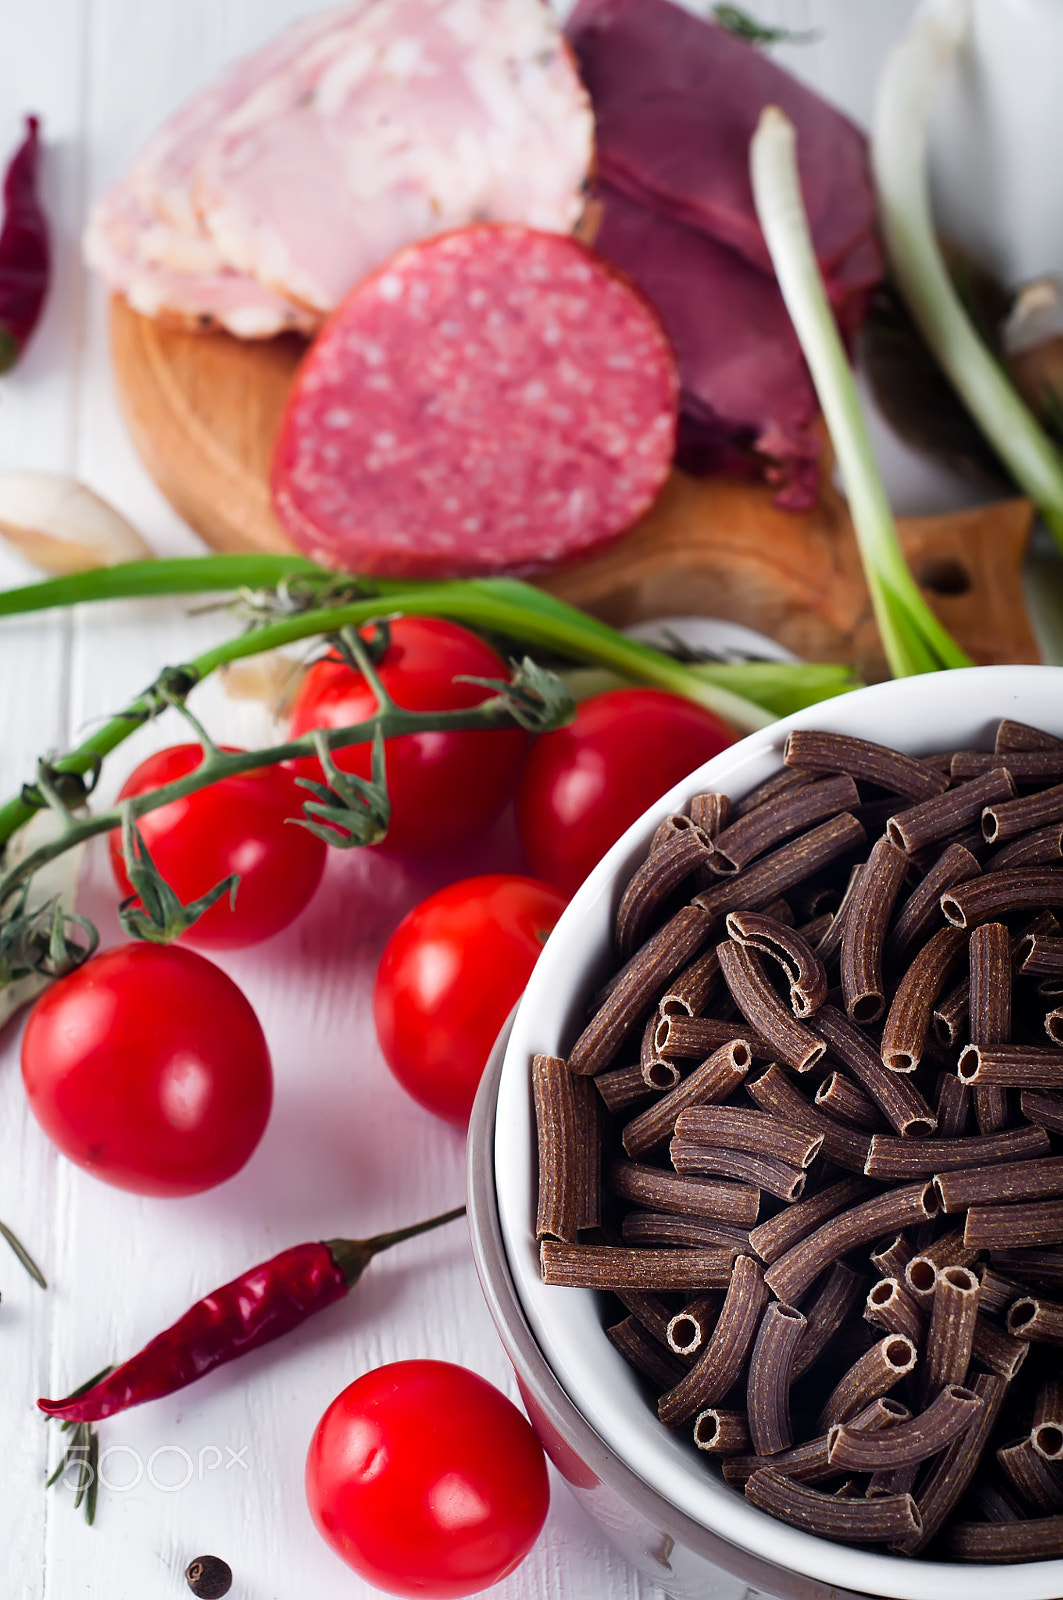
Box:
xmin=871 ymin=0 xmax=1063 ymax=553
xmin=750 ymin=105 xmax=972 ymax=678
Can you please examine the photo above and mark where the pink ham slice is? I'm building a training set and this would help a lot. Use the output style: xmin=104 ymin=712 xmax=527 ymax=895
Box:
xmin=271 ymin=226 xmax=678 ymax=577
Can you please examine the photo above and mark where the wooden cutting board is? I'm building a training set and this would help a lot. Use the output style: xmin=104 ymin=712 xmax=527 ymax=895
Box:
xmin=110 ymin=294 xmax=1040 ymax=681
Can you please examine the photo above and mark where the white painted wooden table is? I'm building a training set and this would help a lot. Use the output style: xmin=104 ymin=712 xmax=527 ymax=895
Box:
xmin=0 ymin=3 xmax=1030 ymax=1596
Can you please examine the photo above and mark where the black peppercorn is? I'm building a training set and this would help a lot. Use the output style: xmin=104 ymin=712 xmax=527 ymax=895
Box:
xmin=185 ymin=1554 xmax=232 ymax=1598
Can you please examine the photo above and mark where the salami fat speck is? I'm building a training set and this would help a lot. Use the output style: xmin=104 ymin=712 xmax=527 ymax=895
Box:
xmin=270 ymin=226 xmax=679 ymax=578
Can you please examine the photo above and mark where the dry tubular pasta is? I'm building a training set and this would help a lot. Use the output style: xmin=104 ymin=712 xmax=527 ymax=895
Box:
xmin=540 ymin=1242 xmax=735 ymax=1291
xmin=797 ymin=911 xmax=834 ymax=947
xmin=815 ymin=1335 xmax=918 ymax=1429
xmin=667 ymin=1295 xmax=721 ymax=1357
xmin=958 ymin=1044 xmax=1063 ymax=1089
xmin=693 ymin=1408 xmax=751 ymax=1453
xmin=933 ymin=977 xmax=970 ymax=1049
xmin=791 ymin=1262 xmax=867 ymax=1379
xmin=569 ymin=905 xmax=712 ymax=1077
xmin=880 ymin=927 xmax=968 ymax=1073
xmin=621 ymin=1211 xmax=751 ymax=1254
xmin=732 ymin=767 xmax=818 ymax=820
xmin=608 ymin=1158 xmax=760 ymax=1227
xmin=745 ymin=1467 xmax=921 ymax=1543
xmin=914 ymin=1226 xmax=979 ymax=1272
xmin=670 ymin=1139 xmax=808 ymax=1203
xmin=865 ymin=1124 xmax=1051 ymax=1179
xmin=992 ymin=1248 xmax=1063 ymax=1292
xmin=606 ymin=1317 xmax=687 ymax=1389
xmin=921 ymin=1265 xmax=980 ymax=1402
xmin=658 ymin=946 xmax=723 ymax=1018
xmin=828 ymin=1383 xmax=982 ymax=1470
xmin=966 ymin=1477 xmax=1026 ymax=1522
xmin=886 ymin=769 xmax=1015 ymax=855
xmin=653 ymin=1013 xmax=763 ymax=1062
xmin=885 ymin=843 xmax=982 ymax=968
xmin=866 ymin=1463 xmax=919 ymax=1500
xmin=897 ymin=1371 xmax=1007 ymax=1554
xmin=746 ymin=1064 xmax=873 ymax=1174
xmin=1032 ymin=1375 xmax=1063 ymax=1462
xmin=970 ymin=1316 xmax=1030 ymax=1381
xmin=640 ymin=1010 xmax=678 ymax=1091
xmin=717 ymin=940 xmax=826 ymax=1071
xmin=996 ymin=719 xmax=1063 ymax=754
xmin=1021 ymin=1089 xmax=1063 ymax=1133
xmin=985 ymin=823 xmax=1063 ymax=872
xmin=969 ymin=920 xmax=1012 ymax=1049
xmin=840 ymin=837 xmax=909 ymax=1023
xmin=935 ymin=1155 xmax=1063 ymax=1213
xmin=747 ymin=1300 xmax=806 ymax=1455
xmin=783 ymin=729 xmax=948 ymax=802
xmin=814 ymin=1072 xmax=884 ymax=1130
xmin=596 ymin=1062 xmax=658 ymax=1115
xmin=615 ymin=824 xmax=714 ymax=959
xmin=977 ymin=1268 xmax=1024 ymax=1317
xmin=656 ymin=1255 xmax=769 ymax=1429
xmin=966 ymin=1198 xmax=1063 ymax=1251
xmin=997 ymin=1437 xmax=1063 ymax=1514
xmin=864 ymin=1278 xmax=925 ymax=1345
xmin=723 ymin=1398 xmax=910 ymax=1488
xmin=1006 ymin=1296 xmax=1063 ymax=1346
xmin=940 ymin=1516 xmax=1063 ymax=1561
xmin=533 ymin=1054 xmax=593 ymax=1243
xmin=870 ymin=1232 xmax=914 ymax=1278
xmin=935 ymin=1071 xmax=971 ymax=1137
xmin=942 ymin=868 xmax=1063 ymax=930
xmin=811 ymin=862 xmax=863 ymax=966
xmin=765 ymin=1182 xmax=937 ymax=1303
xmin=724 ymin=911 xmax=828 ymax=1018
xmin=615 ymin=1289 xmax=677 ymax=1347
xmin=983 ymin=780 xmax=1063 ymax=845
xmin=673 ymin=1105 xmax=823 ymax=1169
xmin=648 ymin=813 xmax=694 ymax=855
xmin=621 ymin=1039 xmax=752 ymax=1160
xmin=749 ymin=1178 xmax=872 ymax=1267
xmin=814 ymin=1004 xmax=937 ymax=1137
xmin=904 ymin=1252 xmax=938 ymax=1299
xmin=707 ymin=774 xmax=860 ymax=877
xmin=1019 ymin=933 xmax=1063 ymax=975
xmin=952 ymin=749 xmax=1063 ymax=782
xmin=974 ymin=1084 xmax=1009 ymax=1137
xmin=692 ymin=813 xmax=867 ymax=921
xmin=1046 ymin=1005 xmax=1063 ymax=1044
xmin=690 ymin=792 xmax=730 ymax=838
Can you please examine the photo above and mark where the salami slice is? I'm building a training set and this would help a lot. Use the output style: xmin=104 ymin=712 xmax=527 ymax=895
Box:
xmin=271 ymin=226 xmax=679 ymax=578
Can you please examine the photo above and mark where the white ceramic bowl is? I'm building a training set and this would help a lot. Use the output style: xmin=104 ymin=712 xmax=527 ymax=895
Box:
xmin=477 ymin=665 xmax=1063 ymax=1600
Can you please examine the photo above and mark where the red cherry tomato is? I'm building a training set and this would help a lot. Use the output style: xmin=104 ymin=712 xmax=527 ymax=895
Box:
xmin=287 ymin=616 xmax=526 ymax=855
xmin=516 ymin=687 xmax=735 ymax=894
xmin=374 ymin=874 xmax=566 ymax=1125
xmin=21 ymin=944 xmax=272 ymax=1197
xmin=108 ymin=744 xmax=326 ymax=950
xmin=306 ymin=1359 xmax=549 ymax=1598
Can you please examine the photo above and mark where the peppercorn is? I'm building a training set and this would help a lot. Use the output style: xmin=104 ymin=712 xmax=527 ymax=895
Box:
xmin=185 ymin=1554 xmax=232 ymax=1599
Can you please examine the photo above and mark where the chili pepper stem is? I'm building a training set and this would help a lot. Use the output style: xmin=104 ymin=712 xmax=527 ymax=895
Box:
xmin=325 ymin=1205 xmax=467 ymax=1288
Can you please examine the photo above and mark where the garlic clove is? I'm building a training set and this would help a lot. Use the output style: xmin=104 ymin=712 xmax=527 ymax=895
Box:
xmin=0 ymin=471 xmax=154 ymax=572
xmin=220 ymin=653 xmax=307 ymax=715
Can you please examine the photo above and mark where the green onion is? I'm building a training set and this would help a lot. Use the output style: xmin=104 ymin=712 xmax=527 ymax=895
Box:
xmin=749 ymin=105 xmax=972 ymax=678
xmin=872 ymin=0 xmax=1063 ymax=553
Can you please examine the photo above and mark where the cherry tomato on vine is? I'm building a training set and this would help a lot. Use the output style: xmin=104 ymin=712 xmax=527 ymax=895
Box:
xmin=287 ymin=616 xmax=526 ymax=855
xmin=21 ymin=943 xmax=272 ymax=1197
xmin=516 ymin=687 xmax=735 ymax=894
xmin=374 ymin=874 xmax=567 ymax=1125
xmin=306 ymin=1359 xmax=549 ymax=1598
xmin=108 ymin=744 xmax=327 ymax=950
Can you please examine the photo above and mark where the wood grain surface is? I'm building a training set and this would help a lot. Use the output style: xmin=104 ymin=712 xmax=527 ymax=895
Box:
xmin=110 ymin=294 xmax=1039 ymax=678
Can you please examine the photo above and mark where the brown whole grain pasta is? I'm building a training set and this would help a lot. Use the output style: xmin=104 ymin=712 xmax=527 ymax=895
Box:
xmin=828 ymin=1383 xmax=982 ymax=1469
xmin=745 ymin=1063 xmax=873 ymax=1174
xmin=658 ymin=945 xmax=723 ymax=1018
xmin=977 ymin=1267 xmax=1024 ymax=1318
xmin=621 ymin=1211 xmax=751 ymax=1255
xmin=887 ymin=768 xmax=1015 ymax=854
xmin=952 ymin=749 xmax=1063 ymax=782
xmin=765 ymin=1183 xmax=938 ymax=1304
xmin=1018 ymin=933 xmax=1063 ymax=976
xmin=880 ymin=926 xmax=968 ymax=1073
xmin=921 ymin=1265 xmax=980 ymax=1402
xmin=783 ymin=729 xmax=948 ymax=802
xmin=897 ymin=1371 xmax=1007 ymax=1554
xmin=790 ymin=1262 xmax=868 ymax=1380
xmin=608 ymin=1158 xmax=760 ymax=1227
xmin=595 ymin=1061 xmax=658 ymax=1115
xmin=640 ymin=1010 xmax=679 ymax=1091
xmin=814 ymin=1072 xmax=884 ymax=1130
xmin=673 ymin=1104 xmax=823 ymax=1170
xmin=934 ymin=1071 xmax=971 ymax=1137
xmin=935 ymin=1155 xmax=1063 ymax=1213
xmin=1006 ymin=1295 xmax=1063 ymax=1347
xmin=965 ymin=1197 xmax=1063 ymax=1251
xmin=814 ymin=1004 xmax=937 ymax=1137
xmin=958 ymin=1044 xmax=1063 ymax=1089
xmin=809 ymin=861 xmax=862 ymax=966
xmin=667 ymin=1295 xmax=721 ymax=1357
xmin=533 ymin=1054 xmax=598 ymax=1242
xmin=984 ymin=822 xmax=1063 ymax=872
xmin=870 ymin=1233 xmax=914 ymax=1279
xmin=747 ymin=1300 xmax=806 ymax=1454
xmin=840 ymin=836 xmax=909 ymax=1023
xmin=707 ymin=773 xmax=860 ymax=876
xmin=1032 ymin=1375 xmax=1063 ymax=1462
xmin=716 ymin=939 xmax=827 ymax=1072
xmin=913 ymin=1227 xmax=979 ymax=1273
xmin=864 ymin=1277 xmax=925 ymax=1345
xmin=692 ymin=813 xmax=867 ymax=921
xmin=670 ymin=1139 xmax=808 ymax=1203
xmin=942 ymin=868 xmax=1063 ymax=930
xmin=984 ymin=1246 xmax=1063 ymax=1289
xmin=939 ymin=1516 xmax=1063 ymax=1562
xmin=933 ymin=976 xmax=970 ymax=1049
xmin=722 ymin=1397 xmax=910 ymax=1488
xmin=540 ymin=1242 xmax=735 ymax=1292
xmin=996 ymin=719 xmax=1063 ymax=754
xmin=970 ymin=1315 xmax=1030 ymax=1381
xmin=885 ymin=843 xmax=982 ymax=968
xmin=725 ymin=911 xmax=828 ymax=1018
xmin=969 ymin=920 xmax=1011 ymax=1046
xmin=690 ymin=792 xmax=731 ymax=838
xmin=748 ymin=1177 xmax=872 ymax=1267
xmin=621 ymin=1039 xmax=753 ymax=1160
xmin=656 ymin=1255 xmax=769 ymax=1429
xmin=745 ymin=1467 xmax=922 ymax=1543
xmin=1020 ymin=1089 xmax=1063 ymax=1134
xmin=864 ymin=1124 xmax=1051 ymax=1180
xmin=982 ymin=780 xmax=1063 ymax=845
xmin=606 ymin=1316 xmax=687 ymax=1390
xmin=731 ymin=766 xmax=817 ymax=820
xmin=997 ymin=1436 xmax=1063 ymax=1514
xmin=615 ymin=823 xmax=714 ymax=959
xmin=815 ymin=1335 xmax=918 ymax=1429
xmin=653 ymin=1013 xmax=762 ymax=1062
xmin=693 ymin=1407 xmax=751 ymax=1453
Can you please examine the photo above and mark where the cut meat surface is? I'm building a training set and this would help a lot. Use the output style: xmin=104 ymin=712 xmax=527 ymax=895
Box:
xmin=271 ymin=225 xmax=678 ymax=577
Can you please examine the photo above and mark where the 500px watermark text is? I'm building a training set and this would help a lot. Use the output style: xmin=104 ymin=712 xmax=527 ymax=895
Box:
xmin=55 ymin=1442 xmax=250 ymax=1494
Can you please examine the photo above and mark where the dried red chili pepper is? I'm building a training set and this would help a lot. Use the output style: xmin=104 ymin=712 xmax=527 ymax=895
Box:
xmin=0 ymin=115 xmax=49 ymax=373
xmin=38 ymin=1207 xmax=465 ymax=1424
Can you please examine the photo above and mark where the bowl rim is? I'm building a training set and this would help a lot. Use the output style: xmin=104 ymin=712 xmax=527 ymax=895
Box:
xmin=494 ymin=664 xmax=1063 ymax=1600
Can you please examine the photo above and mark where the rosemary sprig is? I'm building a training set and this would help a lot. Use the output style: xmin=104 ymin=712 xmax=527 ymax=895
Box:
xmin=0 ymin=1217 xmax=47 ymax=1287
